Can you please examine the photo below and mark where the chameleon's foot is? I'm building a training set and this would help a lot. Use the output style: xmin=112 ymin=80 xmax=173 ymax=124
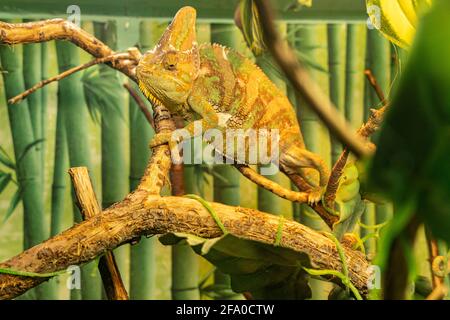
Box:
xmin=149 ymin=132 xmax=172 ymax=148
xmin=307 ymin=187 xmax=324 ymax=206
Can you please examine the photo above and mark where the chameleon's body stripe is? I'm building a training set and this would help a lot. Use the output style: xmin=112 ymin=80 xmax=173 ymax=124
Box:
xmin=196 ymin=43 xmax=303 ymax=151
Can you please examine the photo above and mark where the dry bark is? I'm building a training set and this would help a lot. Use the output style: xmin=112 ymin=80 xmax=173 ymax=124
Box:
xmin=69 ymin=167 xmax=129 ymax=300
xmin=0 ymin=192 xmax=370 ymax=299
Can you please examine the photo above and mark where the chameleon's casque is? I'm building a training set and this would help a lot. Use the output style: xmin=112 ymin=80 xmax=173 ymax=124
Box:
xmin=136 ymin=6 xmax=329 ymax=203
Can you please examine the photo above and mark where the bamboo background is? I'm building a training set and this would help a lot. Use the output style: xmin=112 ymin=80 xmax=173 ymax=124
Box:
xmin=0 ymin=15 xmax=432 ymax=299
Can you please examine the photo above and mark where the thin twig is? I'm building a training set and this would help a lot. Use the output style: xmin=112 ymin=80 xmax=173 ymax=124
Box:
xmin=254 ymin=0 xmax=370 ymax=159
xmin=323 ymin=70 xmax=389 ymax=209
xmin=426 ymin=285 xmax=448 ymax=300
xmin=9 ymin=53 xmax=131 ymax=104
xmin=123 ymin=82 xmax=155 ymax=129
xmin=364 ymin=69 xmax=387 ymax=105
xmin=68 ymin=167 xmax=129 ymax=300
xmin=0 ymin=19 xmax=139 ymax=80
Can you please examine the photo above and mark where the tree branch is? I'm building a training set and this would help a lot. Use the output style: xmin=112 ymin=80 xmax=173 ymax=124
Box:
xmin=0 ymin=193 xmax=370 ymax=300
xmin=323 ymin=71 xmax=388 ymax=209
xmin=8 ymin=53 xmax=131 ymax=104
xmin=69 ymin=167 xmax=129 ymax=300
xmin=0 ymin=19 xmax=138 ymax=80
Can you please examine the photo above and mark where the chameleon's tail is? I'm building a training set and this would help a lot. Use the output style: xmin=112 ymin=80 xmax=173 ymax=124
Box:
xmin=234 ymin=164 xmax=310 ymax=203
xmin=279 ymin=145 xmax=330 ymax=188
xmin=279 ymin=144 xmax=330 ymax=204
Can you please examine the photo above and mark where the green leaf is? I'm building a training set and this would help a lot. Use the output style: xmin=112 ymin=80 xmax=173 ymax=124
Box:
xmin=201 ymin=284 xmax=240 ymax=299
xmin=330 ymin=161 xmax=365 ymax=238
xmin=17 ymin=138 xmax=45 ymax=165
xmin=0 ymin=172 xmax=12 ymax=194
xmin=82 ymin=67 xmax=125 ymax=125
xmin=0 ymin=146 xmax=15 ymax=170
xmin=367 ymin=1 xmax=450 ymax=244
xmin=159 ymin=232 xmax=312 ymax=299
xmin=2 ymin=188 xmax=21 ymax=224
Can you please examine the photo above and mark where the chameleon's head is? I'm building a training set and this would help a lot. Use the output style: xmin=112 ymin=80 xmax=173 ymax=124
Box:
xmin=136 ymin=6 xmax=200 ymax=107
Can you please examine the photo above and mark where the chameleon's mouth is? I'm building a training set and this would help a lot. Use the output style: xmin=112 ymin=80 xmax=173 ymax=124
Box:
xmin=138 ymin=80 xmax=163 ymax=106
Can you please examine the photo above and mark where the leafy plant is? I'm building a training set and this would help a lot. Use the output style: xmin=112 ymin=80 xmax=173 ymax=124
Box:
xmin=0 ymin=139 xmax=44 ymax=224
xmin=81 ymin=66 xmax=125 ymax=124
xmin=160 ymin=232 xmax=313 ymax=299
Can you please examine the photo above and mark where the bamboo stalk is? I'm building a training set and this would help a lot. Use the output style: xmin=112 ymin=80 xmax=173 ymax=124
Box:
xmin=363 ymin=30 xmax=391 ymax=256
xmin=94 ymin=20 xmax=130 ymax=296
xmin=327 ymin=24 xmax=347 ymax=163
xmin=0 ymin=36 xmax=47 ymax=299
xmin=40 ymin=42 xmax=49 ymax=177
xmin=50 ymin=95 xmax=68 ymax=238
xmin=345 ymin=24 xmax=367 ymax=131
xmin=47 ymin=84 xmax=68 ymax=300
xmin=22 ymin=23 xmax=44 ymax=193
xmin=22 ymin=20 xmax=54 ymax=301
xmin=128 ymin=20 xmax=162 ymax=300
xmin=55 ymin=40 xmax=101 ymax=300
xmin=366 ymin=31 xmax=393 ymax=226
xmin=292 ymin=23 xmax=331 ymax=300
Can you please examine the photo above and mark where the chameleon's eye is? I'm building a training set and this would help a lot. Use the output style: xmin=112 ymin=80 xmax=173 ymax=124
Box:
xmin=166 ymin=63 xmax=176 ymax=71
xmin=163 ymin=53 xmax=178 ymax=71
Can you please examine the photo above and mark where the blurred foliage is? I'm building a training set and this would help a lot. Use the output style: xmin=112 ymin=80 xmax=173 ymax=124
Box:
xmin=160 ymin=232 xmax=312 ymax=299
xmin=81 ymin=66 xmax=125 ymax=124
xmin=367 ymin=1 xmax=450 ymax=298
xmin=368 ymin=0 xmax=450 ymax=246
xmin=0 ymin=139 xmax=44 ymax=224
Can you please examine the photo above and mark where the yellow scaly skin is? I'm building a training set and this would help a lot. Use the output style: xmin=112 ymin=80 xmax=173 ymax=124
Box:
xmin=135 ymin=6 xmax=329 ymax=204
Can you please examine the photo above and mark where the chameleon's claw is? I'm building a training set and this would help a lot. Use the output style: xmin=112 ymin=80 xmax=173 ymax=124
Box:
xmin=307 ymin=187 xmax=324 ymax=206
xmin=149 ymin=132 xmax=172 ymax=148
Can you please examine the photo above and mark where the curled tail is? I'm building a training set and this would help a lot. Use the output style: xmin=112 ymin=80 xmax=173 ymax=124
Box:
xmin=234 ymin=164 xmax=311 ymax=203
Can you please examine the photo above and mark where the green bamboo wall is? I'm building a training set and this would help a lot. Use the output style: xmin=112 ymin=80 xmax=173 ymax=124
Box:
xmin=0 ymin=6 xmax=436 ymax=301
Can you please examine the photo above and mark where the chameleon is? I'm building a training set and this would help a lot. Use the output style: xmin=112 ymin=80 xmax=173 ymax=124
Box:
xmin=136 ymin=6 xmax=329 ymax=204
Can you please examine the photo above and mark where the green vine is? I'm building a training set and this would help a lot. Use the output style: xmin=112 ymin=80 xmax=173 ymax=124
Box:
xmin=303 ymin=232 xmax=363 ymax=300
xmin=184 ymin=194 xmax=229 ymax=235
xmin=0 ymin=267 xmax=67 ymax=278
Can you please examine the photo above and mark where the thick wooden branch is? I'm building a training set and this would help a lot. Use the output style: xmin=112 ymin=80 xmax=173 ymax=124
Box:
xmin=0 ymin=193 xmax=370 ymax=300
xmin=69 ymin=167 xmax=129 ymax=300
xmin=0 ymin=19 xmax=138 ymax=80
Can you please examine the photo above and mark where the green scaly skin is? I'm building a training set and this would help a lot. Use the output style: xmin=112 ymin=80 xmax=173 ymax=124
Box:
xmin=136 ymin=6 xmax=330 ymax=205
